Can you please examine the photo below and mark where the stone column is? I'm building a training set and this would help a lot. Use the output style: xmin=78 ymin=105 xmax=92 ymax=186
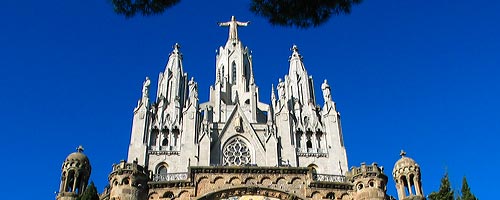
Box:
xmin=407 ymin=178 xmax=413 ymax=196
xmin=415 ymin=175 xmax=422 ymax=195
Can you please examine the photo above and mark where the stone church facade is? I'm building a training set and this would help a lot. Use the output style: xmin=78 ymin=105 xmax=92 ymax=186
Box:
xmin=56 ymin=17 xmax=426 ymax=200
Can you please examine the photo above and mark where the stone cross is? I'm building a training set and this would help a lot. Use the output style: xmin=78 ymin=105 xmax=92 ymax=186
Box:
xmin=76 ymin=145 xmax=84 ymax=153
xmin=400 ymin=149 xmax=407 ymax=157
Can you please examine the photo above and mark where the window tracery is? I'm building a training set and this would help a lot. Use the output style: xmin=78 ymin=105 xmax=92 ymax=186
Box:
xmin=223 ymin=137 xmax=251 ymax=166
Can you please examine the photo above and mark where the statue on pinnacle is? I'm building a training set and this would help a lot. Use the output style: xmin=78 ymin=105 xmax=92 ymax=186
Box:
xmin=218 ymin=16 xmax=250 ymax=41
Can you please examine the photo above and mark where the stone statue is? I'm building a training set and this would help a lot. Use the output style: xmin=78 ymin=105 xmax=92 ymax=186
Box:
xmin=277 ymin=78 xmax=285 ymax=99
xmin=142 ymin=77 xmax=151 ymax=99
xmin=235 ymin=115 xmax=242 ymax=132
xmin=321 ymin=79 xmax=331 ymax=101
xmin=188 ymin=77 xmax=198 ymax=101
xmin=218 ymin=16 xmax=249 ymax=40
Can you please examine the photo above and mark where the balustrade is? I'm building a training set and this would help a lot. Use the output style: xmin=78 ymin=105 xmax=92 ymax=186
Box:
xmin=312 ymin=173 xmax=346 ymax=183
xmin=153 ymin=173 xmax=189 ymax=182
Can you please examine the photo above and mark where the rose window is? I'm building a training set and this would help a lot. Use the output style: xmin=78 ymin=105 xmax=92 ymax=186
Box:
xmin=223 ymin=138 xmax=251 ymax=166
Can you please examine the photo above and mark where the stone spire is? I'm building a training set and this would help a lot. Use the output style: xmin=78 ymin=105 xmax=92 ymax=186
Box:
xmin=287 ymin=44 xmax=314 ymax=105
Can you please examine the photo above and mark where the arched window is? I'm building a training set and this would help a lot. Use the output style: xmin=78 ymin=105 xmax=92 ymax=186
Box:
xmin=306 ymin=140 xmax=312 ymax=149
xmin=306 ymin=131 xmax=313 ymax=150
xmin=172 ymin=129 xmax=180 ymax=147
xmin=308 ymin=164 xmax=318 ymax=174
xmin=401 ymin=175 xmax=410 ymax=196
xmin=150 ymin=130 xmax=158 ymax=146
xmin=231 ymin=61 xmax=237 ymax=83
xmin=296 ymin=131 xmax=303 ymax=148
xmin=66 ymin=170 xmax=75 ymax=192
xmin=223 ymin=137 xmax=252 ymax=166
xmin=157 ymin=164 xmax=168 ymax=175
xmin=316 ymin=131 xmax=323 ymax=149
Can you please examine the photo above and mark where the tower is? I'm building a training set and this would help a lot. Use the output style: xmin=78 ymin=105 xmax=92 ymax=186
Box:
xmin=107 ymin=160 xmax=149 ymax=200
xmin=393 ymin=150 xmax=425 ymax=200
xmin=272 ymin=45 xmax=348 ymax=174
xmin=57 ymin=146 xmax=91 ymax=200
xmin=127 ymin=43 xmax=199 ymax=174
xmin=346 ymin=162 xmax=389 ymax=200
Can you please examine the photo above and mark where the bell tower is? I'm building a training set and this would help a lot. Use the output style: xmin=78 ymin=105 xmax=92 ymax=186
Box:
xmin=393 ymin=150 xmax=425 ymax=200
xmin=57 ymin=146 xmax=91 ymax=200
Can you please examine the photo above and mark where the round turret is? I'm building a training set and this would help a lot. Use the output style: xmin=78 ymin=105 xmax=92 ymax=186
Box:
xmin=107 ymin=160 xmax=149 ymax=200
xmin=346 ymin=162 xmax=388 ymax=200
xmin=392 ymin=150 xmax=424 ymax=200
xmin=57 ymin=146 xmax=92 ymax=200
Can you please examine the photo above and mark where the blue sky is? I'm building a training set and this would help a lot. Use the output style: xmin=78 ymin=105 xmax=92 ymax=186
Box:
xmin=0 ymin=0 xmax=498 ymax=199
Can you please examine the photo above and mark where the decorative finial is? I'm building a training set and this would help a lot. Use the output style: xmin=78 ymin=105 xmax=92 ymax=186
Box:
xmin=290 ymin=44 xmax=302 ymax=59
xmin=400 ymin=149 xmax=406 ymax=157
xmin=76 ymin=145 xmax=84 ymax=153
xmin=172 ymin=43 xmax=181 ymax=53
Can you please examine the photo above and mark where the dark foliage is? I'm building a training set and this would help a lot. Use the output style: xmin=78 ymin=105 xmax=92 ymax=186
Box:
xmin=111 ymin=0 xmax=180 ymax=17
xmin=457 ymin=177 xmax=478 ymax=200
xmin=110 ymin=0 xmax=362 ymax=28
xmin=250 ymin=0 xmax=362 ymax=28
xmin=77 ymin=182 xmax=99 ymax=200
xmin=428 ymin=173 xmax=455 ymax=200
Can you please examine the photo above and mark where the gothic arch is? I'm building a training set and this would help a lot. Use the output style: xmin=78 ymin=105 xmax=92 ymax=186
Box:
xmin=231 ymin=61 xmax=237 ymax=83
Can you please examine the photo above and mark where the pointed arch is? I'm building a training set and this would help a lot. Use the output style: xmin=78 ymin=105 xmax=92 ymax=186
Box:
xmin=231 ymin=61 xmax=237 ymax=84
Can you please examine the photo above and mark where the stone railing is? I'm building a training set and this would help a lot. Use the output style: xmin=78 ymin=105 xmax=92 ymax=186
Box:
xmin=152 ymin=172 xmax=189 ymax=182
xmin=148 ymin=146 xmax=180 ymax=155
xmin=312 ymin=173 xmax=346 ymax=183
xmin=296 ymin=148 xmax=328 ymax=157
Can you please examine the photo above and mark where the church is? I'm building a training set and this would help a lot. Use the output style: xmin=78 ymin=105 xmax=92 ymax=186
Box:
xmin=55 ymin=16 xmax=426 ymax=200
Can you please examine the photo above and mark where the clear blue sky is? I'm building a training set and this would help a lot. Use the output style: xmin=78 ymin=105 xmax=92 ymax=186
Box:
xmin=0 ymin=0 xmax=498 ymax=199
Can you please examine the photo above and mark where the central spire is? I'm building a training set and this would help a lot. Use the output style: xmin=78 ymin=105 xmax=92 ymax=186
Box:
xmin=218 ymin=16 xmax=250 ymax=41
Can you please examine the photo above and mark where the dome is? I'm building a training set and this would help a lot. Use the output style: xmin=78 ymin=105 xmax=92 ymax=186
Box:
xmin=393 ymin=150 xmax=418 ymax=172
xmin=64 ymin=146 xmax=90 ymax=164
